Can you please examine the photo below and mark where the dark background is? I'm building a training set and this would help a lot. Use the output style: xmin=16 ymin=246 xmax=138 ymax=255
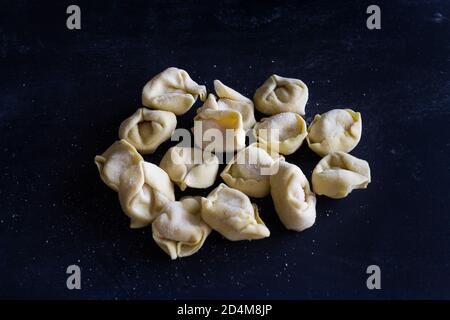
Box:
xmin=1 ymin=0 xmax=449 ymax=299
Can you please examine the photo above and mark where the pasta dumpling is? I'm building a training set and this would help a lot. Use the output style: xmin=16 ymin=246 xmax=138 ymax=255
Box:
xmin=307 ymin=109 xmax=362 ymax=157
xmin=270 ymin=161 xmax=316 ymax=232
xmin=152 ymin=197 xmax=211 ymax=260
xmin=201 ymin=183 xmax=270 ymax=241
xmin=220 ymin=144 xmax=283 ymax=198
xmin=196 ymin=80 xmax=256 ymax=129
xmin=253 ymin=75 xmax=308 ymax=115
xmin=142 ymin=67 xmax=207 ymax=115
xmin=118 ymin=161 xmax=175 ymax=228
xmin=160 ymin=146 xmax=219 ymax=191
xmin=119 ymin=108 xmax=177 ymax=154
xmin=312 ymin=151 xmax=371 ymax=199
xmin=193 ymin=94 xmax=246 ymax=153
xmin=94 ymin=139 xmax=143 ymax=192
xmin=253 ymin=112 xmax=307 ymax=155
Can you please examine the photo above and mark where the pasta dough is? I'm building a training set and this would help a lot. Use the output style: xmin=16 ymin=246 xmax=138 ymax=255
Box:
xmin=93 ymin=69 xmax=373 ymax=258
xmin=253 ymin=75 xmax=308 ymax=115
xmin=201 ymin=183 xmax=270 ymax=241
xmin=196 ymin=80 xmax=256 ymax=129
xmin=307 ymin=109 xmax=362 ymax=157
xmin=193 ymin=94 xmax=246 ymax=153
xmin=142 ymin=67 xmax=207 ymax=115
xmin=94 ymin=139 xmax=143 ymax=192
xmin=152 ymin=197 xmax=211 ymax=260
xmin=253 ymin=112 xmax=307 ymax=155
xmin=312 ymin=151 xmax=371 ymax=199
xmin=160 ymin=146 xmax=219 ymax=191
xmin=118 ymin=161 xmax=175 ymax=228
xmin=119 ymin=108 xmax=177 ymax=154
xmin=270 ymin=161 xmax=316 ymax=232
xmin=220 ymin=144 xmax=283 ymax=198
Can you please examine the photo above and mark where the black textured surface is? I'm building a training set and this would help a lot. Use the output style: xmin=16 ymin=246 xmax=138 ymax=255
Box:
xmin=1 ymin=0 xmax=449 ymax=299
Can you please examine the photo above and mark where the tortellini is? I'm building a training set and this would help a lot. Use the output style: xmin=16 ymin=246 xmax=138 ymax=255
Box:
xmin=307 ymin=109 xmax=362 ymax=157
xmin=193 ymin=94 xmax=246 ymax=153
xmin=119 ymin=108 xmax=177 ymax=154
xmin=118 ymin=161 xmax=175 ymax=228
xmin=160 ymin=146 xmax=219 ymax=191
xmin=196 ymin=80 xmax=256 ymax=129
xmin=253 ymin=112 xmax=307 ymax=155
xmin=220 ymin=144 xmax=283 ymax=198
xmin=312 ymin=151 xmax=371 ymax=199
xmin=94 ymin=68 xmax=373 ymax=259
xmin=270 ymin=161 xmax=316 ymax=232
xmin=94 ymin=139 xmax=143 ymax=192
xmin=152 ymin=197 xmax=211 ymax=260
xmin=201 ymin=183 xmax=270 ymax=241
xmin=253 ymin=74 xmax=309 ymax=115
xmin=142 ymin=67 xmax=207 ymax=115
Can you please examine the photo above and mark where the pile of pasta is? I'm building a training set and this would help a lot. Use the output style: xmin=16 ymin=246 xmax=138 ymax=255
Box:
xmin=95 ymin=67 xmax=371 ymax=260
